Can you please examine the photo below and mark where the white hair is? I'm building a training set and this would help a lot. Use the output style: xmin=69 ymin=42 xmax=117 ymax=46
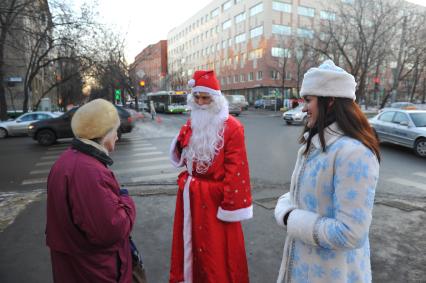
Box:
xmin=185 ymin=93 xmax=229 ymax=174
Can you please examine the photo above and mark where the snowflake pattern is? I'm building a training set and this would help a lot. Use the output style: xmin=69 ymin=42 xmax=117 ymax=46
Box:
xmin=347 ymin=271 xmax=360 ymax=283
xmin=330 ymin=268 xmax=342 ymax=279
xmin=347 ymin=159 xmax=369 ymax=183
xmin=304 ymin=194 xmax=318 ymax=211
xmin=351 ymin=208 xmax=366 ymax=224
xmin=346 ymin=189 xmax=358 ymax=201
xmin=292 ymin=263 xmax=309 ymax=283
xmin=346 ymin=250 xmax=356 ymax=264
xmin=312 ymin=264 xmax=326 ymax=278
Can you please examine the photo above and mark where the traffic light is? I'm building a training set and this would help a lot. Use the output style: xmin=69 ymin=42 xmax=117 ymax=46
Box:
xmin=139 ymin=80 xmax=145 ymax=87
xmin=114 ymin=89 xmax=121 ymax=101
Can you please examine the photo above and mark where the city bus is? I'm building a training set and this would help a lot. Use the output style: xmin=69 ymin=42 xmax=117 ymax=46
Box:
xmin=146 ymin=91 xmax=188 ymax=113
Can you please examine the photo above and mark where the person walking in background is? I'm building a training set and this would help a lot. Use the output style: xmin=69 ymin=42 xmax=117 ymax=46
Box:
xmin=169 ymin=70 xmax=253 ymax=283
xmin=46 ymin=99 xmax=136 ymax=283
xmin=150 ymin=100 xmax=156 ymax=120
xmin=274 ymin=60 xmax=380 ymax=283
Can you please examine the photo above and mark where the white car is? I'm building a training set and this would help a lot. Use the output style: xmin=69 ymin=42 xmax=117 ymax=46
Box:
xmin=0 ymin=111 xmax=61 ymax=138
xmin=282 ymin=105 xmax=307 ymax=125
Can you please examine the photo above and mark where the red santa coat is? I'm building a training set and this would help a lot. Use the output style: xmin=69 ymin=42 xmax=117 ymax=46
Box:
xmin=46 ymin=148 xmax=136 ymax=283
xmin=169 ymin=115 xmax=253 ymax=283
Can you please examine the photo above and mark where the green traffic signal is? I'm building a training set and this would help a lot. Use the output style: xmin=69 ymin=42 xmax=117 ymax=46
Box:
xmin=114 ymin=89 xmax=121 ymax=100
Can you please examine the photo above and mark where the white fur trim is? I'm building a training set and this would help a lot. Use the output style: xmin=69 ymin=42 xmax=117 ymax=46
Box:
xmin=188 ymin=79 xmax=195 ymax=88
xmin=300 ymin=60 xmax=356 ymax=100
xmin=286 ymin=209 xmax=320 ymax=246
xmin=217 ymin=205 xmax=253 ymax=222
xmin=274 ymin=192 xmax=296 ymax=228
xmin=192 ymin=86 xmax=222 ymax=96
xmin=169 ymin=135 xmax=185 ymax=168
xmin=183 ymin=176 xmax=193 ymax=282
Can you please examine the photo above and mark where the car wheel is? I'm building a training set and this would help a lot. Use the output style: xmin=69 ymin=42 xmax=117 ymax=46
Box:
xmin=0 ymin=128 xmax=8 ymax=138
xmin=286 ymin=121 xmax=292 ymax=125
xmin=414 ymin=138 xmax=426 ymax=157
xmin=37 ymin=129 xmax=56 ymax=146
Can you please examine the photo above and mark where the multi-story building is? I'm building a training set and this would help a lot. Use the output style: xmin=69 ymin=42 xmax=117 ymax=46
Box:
xmin=2 ymin=0 xmax=55 ymax=111
xmin=167 ymin=0 xmax=340 ymax=103
xmin=130 ymin=40 xmax=168 ymax=94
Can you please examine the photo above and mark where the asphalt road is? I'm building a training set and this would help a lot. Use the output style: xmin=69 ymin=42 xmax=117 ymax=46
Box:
xmin=0 ymin=109 xmax=425 ymax=282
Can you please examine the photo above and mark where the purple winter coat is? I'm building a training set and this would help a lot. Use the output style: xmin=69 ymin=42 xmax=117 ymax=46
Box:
xmin=46 ymin=147 xmax=136 ymax=283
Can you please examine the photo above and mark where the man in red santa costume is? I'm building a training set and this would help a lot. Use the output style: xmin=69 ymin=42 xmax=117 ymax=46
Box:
xmin=169 ymin=70 xmax=253 ymax=283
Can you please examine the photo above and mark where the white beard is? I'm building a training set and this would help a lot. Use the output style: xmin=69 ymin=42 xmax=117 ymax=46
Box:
xmin=186 ymin=94 xmax=229 ymax=174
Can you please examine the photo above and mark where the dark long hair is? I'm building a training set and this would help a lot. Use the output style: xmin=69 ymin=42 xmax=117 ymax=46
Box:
xmin=300 ymin=97 xmax=381 ymax=162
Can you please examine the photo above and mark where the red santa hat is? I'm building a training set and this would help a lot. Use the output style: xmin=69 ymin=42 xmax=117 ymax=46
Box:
xmin=188 ymin=70 xmax=222 ymax=96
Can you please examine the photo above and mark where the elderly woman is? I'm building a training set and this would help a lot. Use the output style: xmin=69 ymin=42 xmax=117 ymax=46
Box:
xmin=274 ymin=60 xmax=380 ymax=283
xmin=46 ymin=99 xmax=136 ymax=283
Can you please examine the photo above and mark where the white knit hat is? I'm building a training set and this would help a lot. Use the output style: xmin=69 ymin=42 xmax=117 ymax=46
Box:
xmin=71 ymin=99 xmax=120 ymax=139
xmin=300 ymin=60 xmax=356 ymax=100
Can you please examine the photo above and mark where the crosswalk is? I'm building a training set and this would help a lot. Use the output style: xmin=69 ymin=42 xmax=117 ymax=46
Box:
xmin=20 ymin=134 xmax=182 ymax=188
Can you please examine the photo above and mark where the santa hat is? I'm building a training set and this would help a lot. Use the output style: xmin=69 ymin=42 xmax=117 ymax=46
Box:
xmin=300 ymin=60 xmax=356 ymax=100
xmin=188 ymin=70 xmax=222 ymax=96
xmin=71 ymin=99 xmax=120 ymax=140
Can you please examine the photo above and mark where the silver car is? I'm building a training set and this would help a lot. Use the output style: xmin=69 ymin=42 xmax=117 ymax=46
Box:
xmin=0 ymin=111 xmax=61 ymax=138
xmin=283 ymin=104 xmax=307 ymax=125
xmin=369 ymin=109 xmax=426 ymax=157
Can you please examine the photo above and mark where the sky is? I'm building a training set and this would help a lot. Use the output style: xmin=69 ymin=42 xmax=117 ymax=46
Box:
xmin=77 ymin=0 xmax=425 ymax=63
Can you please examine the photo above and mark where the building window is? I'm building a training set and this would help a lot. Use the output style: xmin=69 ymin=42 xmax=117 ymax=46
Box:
xmin=235 ymin=11 xmax=246 ymax=23
xmin=211 ymin=8 xmax=220 ymax=18
xmin=270 ymin=70 xmax=279 ymax=79
xmin=235 ymin=33 xmax=246 ymax=43
xmin=222 ymin=19 xmax=232 ymax=30
xmin=235 ymin=0 xmax=243 ymax=3
xmin=216 ymin=43 xmax=220 ymax=51
xmin=240 ymin=74 xmax=245 ymax=81
xmin=257 ymin=71 xmax=263 ymax=80
xmin=250 ymin=2 xmax=263 ymax=17
xmin=222 ymin=40 xmax=227 ymax=49
xmin=286 ymin=72 xmax=292 ymax=80
xmin=272 ymin=24 xmax=291 ymax=36
xmin=249 ymin=48 xmax=263 ymax=60
xmin=342 ymin=0 xmax=354 ymax=4
xmin=228 ymin=38 xmax=233 ymax=47
xmin=235 ymin=74 xmax=239 ymax=82
xmin=320 ymin=11 xmax=336 ymax=21
xmin=272 ymin=1 xmax=292 ymax=13
xmin=234 ymin=55 xmax=239 ymax=64
xmin=250 ymin=25 xmax=263 ymax=38
xmin=297 ymin=28 xmax=314 ymax=38
xmin=298 ymin=6 xmax=315 ymax=17
xmin=216 ymin=25 xmax=219 ymax=33
xmin=249 ymin=72 xmax=254 ymax=81
xmin=271 ymin=47 xmax=291 ymax=58
xmin=222 ymin=0 xmax=232 ymax=11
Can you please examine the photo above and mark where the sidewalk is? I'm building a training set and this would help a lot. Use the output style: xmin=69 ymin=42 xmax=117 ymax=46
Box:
xmin=0 ymin=182 xmax=424 ymax=282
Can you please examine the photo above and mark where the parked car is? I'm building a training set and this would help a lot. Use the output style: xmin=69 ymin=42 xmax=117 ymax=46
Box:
xmin=28 ymin=105 xmax=135 ymax=146
xmin=0 ymin=111 xmax=61 ymax=138
xmin=225 ymin=95 xmax=242 ymax=116
xmin=369 ymin=109 xmax=426 ymax=157
xmin=254 ymin=99 xmax=265 ymax=109
xmin=226 ymin=95 xmax=248 ymax=110
xmin=282 ymin=104 xmax=307 ymax=125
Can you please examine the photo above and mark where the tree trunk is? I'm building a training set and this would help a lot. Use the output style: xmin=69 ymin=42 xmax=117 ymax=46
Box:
xmin=409 ymin=63 xmax=419 ymax=103
xmin=422 ymin=77 xmax=426 ymax=104
xmin=0 ymin=34 xmax=8 ymax=120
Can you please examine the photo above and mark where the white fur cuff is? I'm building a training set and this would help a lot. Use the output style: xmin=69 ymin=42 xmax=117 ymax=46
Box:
xmin=217 ymin=205 xmax=253 ymax=222
xmin=169 ymin=135 xmax=184 ymax=168
xmin=274 ymin=193 xmax=296 ymax=228
xmin=287 ymin=209 xmax=320 ymax=246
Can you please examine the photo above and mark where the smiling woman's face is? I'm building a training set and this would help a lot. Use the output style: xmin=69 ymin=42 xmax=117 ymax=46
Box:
xmin=302 ymin=95 xmax=318 ymax=128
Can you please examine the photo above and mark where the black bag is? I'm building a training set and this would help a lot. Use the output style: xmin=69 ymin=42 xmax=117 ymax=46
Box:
xmin=130 ymin=237 xmax=147 ymax=283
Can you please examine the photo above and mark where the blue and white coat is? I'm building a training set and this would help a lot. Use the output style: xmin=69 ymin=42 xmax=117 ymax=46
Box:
xmin=275 ymin=123 xmax=380 ymax=283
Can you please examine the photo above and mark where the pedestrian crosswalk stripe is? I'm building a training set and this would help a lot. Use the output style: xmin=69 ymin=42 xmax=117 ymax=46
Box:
xmin=22 ymin=177 xmax=47 ymax=185
xmin=114 ymin=164 xmax=173 ymax=174
xmin=43 ymin=151 xmax=62 ymax=157
xmin=36 ymin=161 xmax=55 ymax=167
xmin=113 ymin=156 xmax=169 ymax=165
xmin=30 ymin=169 xmax=50 ymax=175
xmin=413 ymin=172 xmax=426 ymax=178
xmin=388 ymin=177 xmax=426 ymax=191
xmin=41 ymin=156 xmax=58 ymax=160
xmin=113 ymin=151 xmax=163 ymax=159
xmin=123 ymin=146 xmax=157 ymax=151
xmin=47 ymin=145 xmax=68 ymax=151
xmin=132 ymin=151 xmax=163 ymax=157
xmin=131 ymin=172 xmax=178 ymax=182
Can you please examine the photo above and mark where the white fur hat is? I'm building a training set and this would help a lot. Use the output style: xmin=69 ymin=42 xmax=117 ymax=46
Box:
xmin=71 ymin=99 xmax=120 ymax=139
xmin=300 ymin=60 xmax=356 ymax=100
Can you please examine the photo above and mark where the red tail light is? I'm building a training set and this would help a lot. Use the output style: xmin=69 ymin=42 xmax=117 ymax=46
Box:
xmin=128 ymin=117 xmax=133 ymax=123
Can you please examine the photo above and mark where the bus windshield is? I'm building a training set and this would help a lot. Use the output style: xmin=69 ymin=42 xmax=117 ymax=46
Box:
xmin=171 ymin=95 xmax=187 ymax=105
